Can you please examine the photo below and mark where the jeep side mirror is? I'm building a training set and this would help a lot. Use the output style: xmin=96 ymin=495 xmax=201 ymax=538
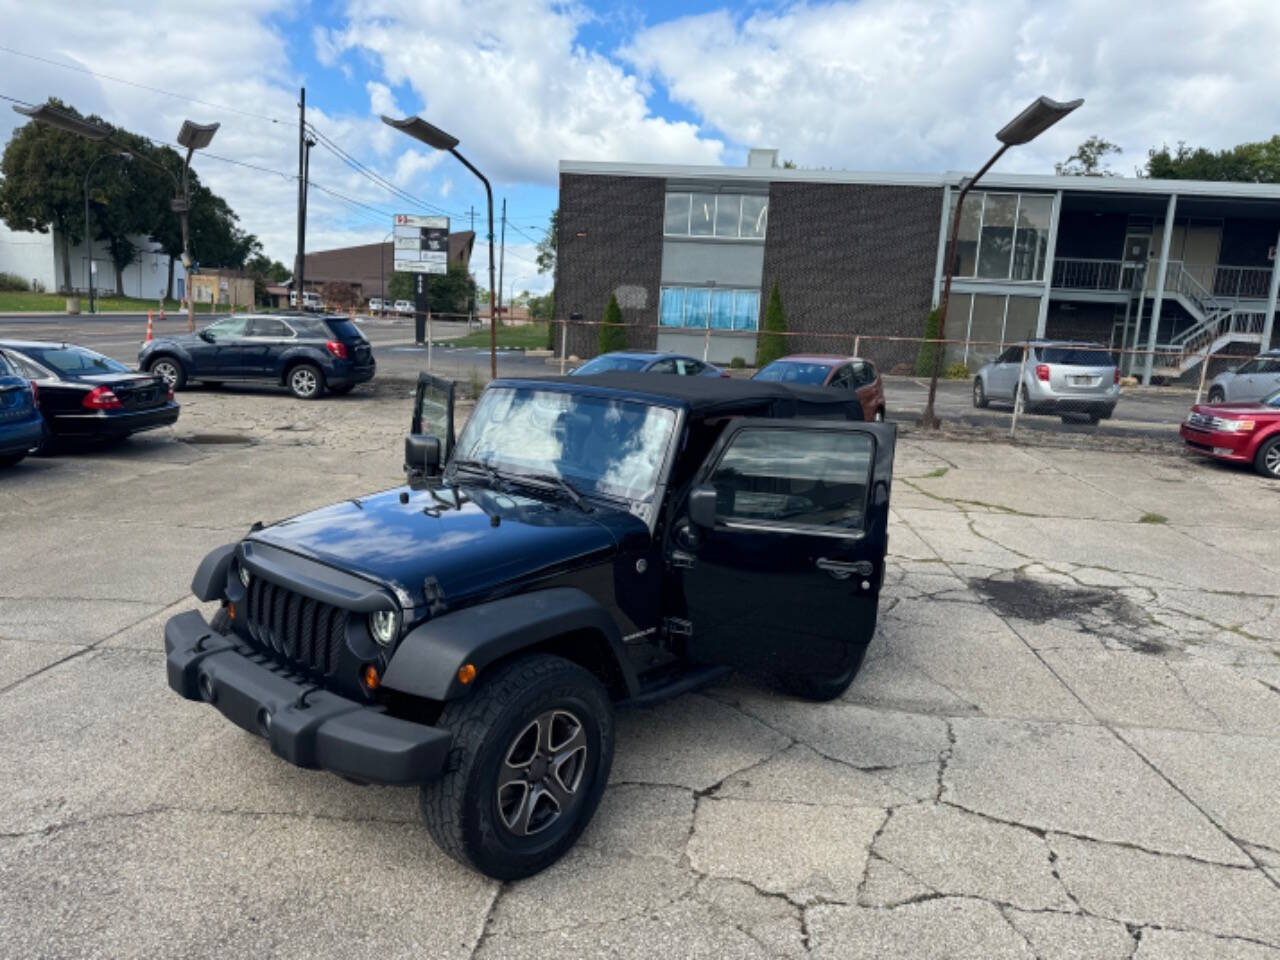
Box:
xmin=404 ymin=434 xmax=442 ymax=478
xmin=689 ymin=484 xmax=718 ymax=528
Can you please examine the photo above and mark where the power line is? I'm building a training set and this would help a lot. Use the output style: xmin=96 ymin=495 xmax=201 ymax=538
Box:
xmin=0 ymin=45 xmax=289 ymax=127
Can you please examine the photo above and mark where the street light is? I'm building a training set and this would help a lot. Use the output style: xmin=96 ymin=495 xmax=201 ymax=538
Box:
xmin=920 ymin=95 xmax=1082 ymax=429
xmin=12 ymin=102 xmax=218 ymax=330
xmin=381 ymin=114 xmax=497 ymax=378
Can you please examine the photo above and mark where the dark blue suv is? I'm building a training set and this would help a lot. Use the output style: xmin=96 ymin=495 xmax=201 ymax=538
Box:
xmin=139 ymin=313 xmax=375 ymax=399
xmin=0 ymin=350 xmax=44 ymax=467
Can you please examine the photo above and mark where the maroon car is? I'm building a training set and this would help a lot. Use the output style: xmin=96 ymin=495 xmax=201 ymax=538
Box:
xmin=753 ymin=355 xmax=886 ymax=421
xmin=1180 ymin=389 xmax=1280 ymax=479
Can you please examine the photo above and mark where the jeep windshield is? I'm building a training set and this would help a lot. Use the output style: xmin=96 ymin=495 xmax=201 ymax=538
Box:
xmin=451 ymin=386 xmax=677 ymax=504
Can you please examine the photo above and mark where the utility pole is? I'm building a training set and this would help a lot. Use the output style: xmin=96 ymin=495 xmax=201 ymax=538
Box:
xmin=294 ymin=86 xmax=306 ymax=309
xmin=469 ymin=205 xmax=475 ymax=232
xmin=496 ymin=197 xmax=506 ymax=328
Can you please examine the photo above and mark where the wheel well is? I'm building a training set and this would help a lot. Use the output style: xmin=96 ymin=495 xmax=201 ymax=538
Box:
xmin=489 ymin=628 xmax=629 ymax=701
xmin=146 ymin=351 xmax=180 ymax=370
xmin=281 ymin=355 xmax=320 ymax=385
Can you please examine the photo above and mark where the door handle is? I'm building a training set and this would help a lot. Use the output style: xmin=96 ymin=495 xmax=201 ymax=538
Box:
xmin=816 ymin=558 xmax=873 ymax=579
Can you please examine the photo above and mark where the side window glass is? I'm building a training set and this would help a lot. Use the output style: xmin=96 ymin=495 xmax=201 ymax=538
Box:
xmin=682 ymin=360 xmax=705 ymax=376
xmin=414 ymin=374 xmax=456 ymax=460
xmin=649 ymin=359 xmax=677 ymax=374
xmin=9 ymin=353 xmax=46 ymax=379
xmin=1236 ymin=360 xmax=1260 ymax=375
xmin=207 ymin=317 xmax=249 ymax=338
xmin=709 ymin=429 xmax=874 ymax=532
xmin=1259 ymin=359 xmax=1280 ymax=375
xmin=828 ymin=365 xmax=853 ymax=389
xmin=251 ymin=318 xmax=290 ymax=338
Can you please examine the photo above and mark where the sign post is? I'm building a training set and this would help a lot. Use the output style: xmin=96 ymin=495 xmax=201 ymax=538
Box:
xmin=396 ymin=213 xmax=448 ymax=348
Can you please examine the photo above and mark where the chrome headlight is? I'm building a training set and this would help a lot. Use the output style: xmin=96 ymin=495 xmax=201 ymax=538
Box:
xmin=238 ymin=564 xmax=251 ymax=589
xmin=368 ymin=609 xmax=400 ymax=647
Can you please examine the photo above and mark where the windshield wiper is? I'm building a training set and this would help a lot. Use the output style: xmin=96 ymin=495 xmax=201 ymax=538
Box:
xmin=510 ymin=472 xmax=592 ymax=512
xmin=451 ymin=457 xmax=502 ymax=487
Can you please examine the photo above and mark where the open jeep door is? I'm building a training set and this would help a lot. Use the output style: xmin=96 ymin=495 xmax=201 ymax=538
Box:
xmin=412 ymin=372 xmax=457 ymax=462
xmin=672 ymin=419 xmax=895 ymax=694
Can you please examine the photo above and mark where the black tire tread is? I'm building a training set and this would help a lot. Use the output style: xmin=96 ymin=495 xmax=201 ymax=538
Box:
xmin=1255 ymin=436 xmax=1280 ymax=479
xmin=149 ymin=355 xmax=187 ymax=390
xmin=419 ymin=654 xmax=612 ymax=876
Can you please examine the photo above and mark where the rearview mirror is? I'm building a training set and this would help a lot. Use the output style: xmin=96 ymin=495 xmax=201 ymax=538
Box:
xmin=689 ymin=484 xmax=717 ymax=528
xmin=404 ymin=433 xmax=442 ymax=479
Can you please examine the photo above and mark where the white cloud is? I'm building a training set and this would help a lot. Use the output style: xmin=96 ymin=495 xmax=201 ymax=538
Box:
xmin=325 ymin=0 xmax=726 ymax=184
xmin=621 ymin=0 xmax=1280 ymax=175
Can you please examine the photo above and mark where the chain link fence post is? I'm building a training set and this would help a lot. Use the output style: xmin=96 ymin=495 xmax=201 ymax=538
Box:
xmin=1009 ymin=344 xmax=1030 ymax=439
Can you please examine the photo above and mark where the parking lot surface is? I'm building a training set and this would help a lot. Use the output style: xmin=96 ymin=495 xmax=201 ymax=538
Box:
xmin=2 ymin=385 xmax=1278 ymax=959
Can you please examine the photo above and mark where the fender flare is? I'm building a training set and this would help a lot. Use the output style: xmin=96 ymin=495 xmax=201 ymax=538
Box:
xmin=277 ymin=347 xmax=324 ymax=384
xmin=191 ymin=542 xmax=236 ymax=601
xmin=144 ymin=343 xmax=194 ymax=370
xmin=381 ymin=587 xmax=638 ymax=701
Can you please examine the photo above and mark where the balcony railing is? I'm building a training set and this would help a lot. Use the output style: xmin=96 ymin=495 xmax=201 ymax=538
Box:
xmin=1053 ymin=258 xmax=1274 ymax=300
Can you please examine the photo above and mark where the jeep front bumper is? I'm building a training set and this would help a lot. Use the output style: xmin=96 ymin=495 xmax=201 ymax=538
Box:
xmin=165 ymin=610 xmax=450 ymax=785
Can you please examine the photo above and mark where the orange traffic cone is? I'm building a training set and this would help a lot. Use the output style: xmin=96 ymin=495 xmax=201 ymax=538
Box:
xmin=159 ymin=307 xmax=165 ymax=321
xmin=145 ymin=310 xmax=154 ymax=342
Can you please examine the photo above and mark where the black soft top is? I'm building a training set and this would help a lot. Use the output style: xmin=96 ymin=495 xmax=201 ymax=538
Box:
xmin=512 ymin=373 xmax=865 ymax=421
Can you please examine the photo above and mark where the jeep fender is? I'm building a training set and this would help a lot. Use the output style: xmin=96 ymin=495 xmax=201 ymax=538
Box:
xmin=381 ymin=588 xmax=639 ymax=701
xmin=191 ymin=542 xmax=236 ymax=601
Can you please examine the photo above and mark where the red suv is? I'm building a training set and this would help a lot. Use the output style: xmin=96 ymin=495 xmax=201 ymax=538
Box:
xmin=1180 ymin=388 xmax=1280 ymax=479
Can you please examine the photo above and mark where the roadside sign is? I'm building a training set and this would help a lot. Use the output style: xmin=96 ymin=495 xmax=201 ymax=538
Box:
xmin=394 ymin=214 xmax=449 ymax=275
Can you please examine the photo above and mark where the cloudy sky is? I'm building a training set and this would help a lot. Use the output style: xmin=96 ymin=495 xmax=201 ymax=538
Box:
xmin=2 ymin=0 xmax=1278 ymax=295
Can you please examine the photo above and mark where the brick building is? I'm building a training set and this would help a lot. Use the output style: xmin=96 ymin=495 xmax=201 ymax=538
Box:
xmin=556 ymin=152 xmax=1280 ymax=382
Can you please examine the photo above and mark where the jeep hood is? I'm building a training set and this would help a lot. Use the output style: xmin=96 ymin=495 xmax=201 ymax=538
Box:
xmin=248 ymin=483 xmax=622 ymax=608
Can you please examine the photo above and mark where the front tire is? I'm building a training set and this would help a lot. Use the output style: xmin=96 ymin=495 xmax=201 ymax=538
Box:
xmin=420 ymin=654 xmax=614 ymax=880
xmin=148 ymin=356 xmax=186 ymax=391
xmin=774 ymin=641 xmax=870 ymax=702
xmin=1208 ymin=387 xmax=1225 ymax=404
xmin=287 ymin=363 xmax=324 ymax=400
xmin=0 ymin=452 xmax=26 ymax=467
xmin=1255 ymin=436 xmax=1280 ymax=480
xmin=973 ymin=378 xmax=988 ymax=408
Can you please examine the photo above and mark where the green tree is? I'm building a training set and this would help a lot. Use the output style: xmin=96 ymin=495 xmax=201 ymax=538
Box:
xmin=915 ymin=308 xmax=942 ymax=377
xmin=536 ymin=209 xmax=557 ymax=275
xmin=1055 ymin=136 xmax=1122 ymax=176
xmin=755 ymin=281 xmax=787 ymax=367
xmin=387 ymin=264 xmax=477 ymax=313
xmin=0 ymin=99 xmax=103 ymax=295
xmin=245 ymin=253 xmax=291 ymax=305
xmin=1145 ymin=136 xmax=1280 ymax=183
xmin=599 ymin=293 xmax=626 ymax=353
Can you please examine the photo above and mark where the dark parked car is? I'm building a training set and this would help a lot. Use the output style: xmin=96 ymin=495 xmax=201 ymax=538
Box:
xmin=138 ymin=313 xmax=375 ymax=399
xmin=0 ymin=350 xmax=44 ymax=466
xmin=0 ymin=340 xmax=178 ymax=449
xmin=166 ymin=373 xmax=892 ymax=879
xmin=753 ymin=354 xmax=886 ymax=421
xmin=571 ymin=350 xmax=726 ymax=377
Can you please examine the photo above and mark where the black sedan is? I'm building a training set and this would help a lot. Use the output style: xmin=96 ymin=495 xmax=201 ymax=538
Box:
xmin=0 ymin=340 xmax=180 ymax=449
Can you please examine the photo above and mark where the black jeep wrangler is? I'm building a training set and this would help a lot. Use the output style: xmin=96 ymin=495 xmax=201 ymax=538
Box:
xmin=165 ymin=373 xmax=895 ymax=879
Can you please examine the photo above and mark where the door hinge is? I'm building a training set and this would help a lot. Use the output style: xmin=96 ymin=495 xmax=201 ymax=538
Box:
xmin=669 ymin=550 xmax=696 ymax=569
xmin=663 ymin=617 xmax=693 ymax=639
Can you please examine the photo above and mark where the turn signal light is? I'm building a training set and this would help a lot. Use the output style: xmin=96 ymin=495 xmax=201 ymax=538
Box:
xmin=1035 ymin=364 xmax=1050 ymax=382
xmin=363 ymin=664 xmax=381 ymax=689
xmin=82 ymin=385 xmax=122 ymax=410
xmin=325 ymin=340 xmax=349 ymax=359
xmin=457 ymin=663 xmax=477 ymax=686
xmin=226 ymin=602 xmax=236 ymax=620
xmin=1113 ymin=368 xmax=1121 ymax=385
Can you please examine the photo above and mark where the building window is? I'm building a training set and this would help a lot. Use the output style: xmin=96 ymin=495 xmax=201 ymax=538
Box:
xmin=664 ymin=192 xmax=769 ymax=240
xmin=660 ymin=286 xmax=761 ymax=331
xmin=944 ymin=292 xmax=1042 ymax=368
xmin=947 ymin=191 xmax=1053 ymax=282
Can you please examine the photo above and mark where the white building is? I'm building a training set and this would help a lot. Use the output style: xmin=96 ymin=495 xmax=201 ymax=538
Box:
xmin=0 ymin=221 xmax=187 ymax=300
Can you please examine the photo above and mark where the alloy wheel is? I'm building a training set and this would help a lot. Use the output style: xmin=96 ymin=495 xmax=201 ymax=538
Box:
xmin=291 ymin=367 xmax=318 ymax=398
xmin=152 ymin=360 xmax=178 ymax=387
xmin=496 ymin=709 xmax=588 ymax=837
xmin=1265 ymin=443 xmax=1280 ymax=478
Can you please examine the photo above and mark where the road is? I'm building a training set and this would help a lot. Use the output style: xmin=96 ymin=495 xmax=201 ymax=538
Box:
xmin=0 ymin=312 xmax=1196 ymax=434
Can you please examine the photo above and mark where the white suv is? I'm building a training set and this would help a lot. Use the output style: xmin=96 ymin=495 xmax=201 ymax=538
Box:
xmin=974 ymin=340 xmax=1120 ymax=424
xmin=1207 ymin=349 xmax=1280 ymax=404
xmin=394 ymin=300 xmax=413 ymax=314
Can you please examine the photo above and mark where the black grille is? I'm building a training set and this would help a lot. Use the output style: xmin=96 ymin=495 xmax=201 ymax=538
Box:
xmin=244 ymin=576 xmax=348 ymax=675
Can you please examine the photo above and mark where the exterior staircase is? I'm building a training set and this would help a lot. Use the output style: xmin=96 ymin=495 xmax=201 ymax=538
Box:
xmin=1151 ymin=264 xmax=1269 ymax=377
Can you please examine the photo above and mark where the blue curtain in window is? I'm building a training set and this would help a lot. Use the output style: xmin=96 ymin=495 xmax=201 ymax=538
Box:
xmin=732 ymin=290 xmax=761 ymax=331
xmin=684 ymin=288 xmax=710 ymax=329
xmin=659 ymin=287 xmax=685 ymax=327
xmin=710 ymin=289 xmax=735 ymax=330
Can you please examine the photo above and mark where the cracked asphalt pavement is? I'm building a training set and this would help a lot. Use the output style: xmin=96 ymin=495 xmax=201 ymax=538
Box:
xmin=1 ymin=383 xmax=1278 ymax=959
